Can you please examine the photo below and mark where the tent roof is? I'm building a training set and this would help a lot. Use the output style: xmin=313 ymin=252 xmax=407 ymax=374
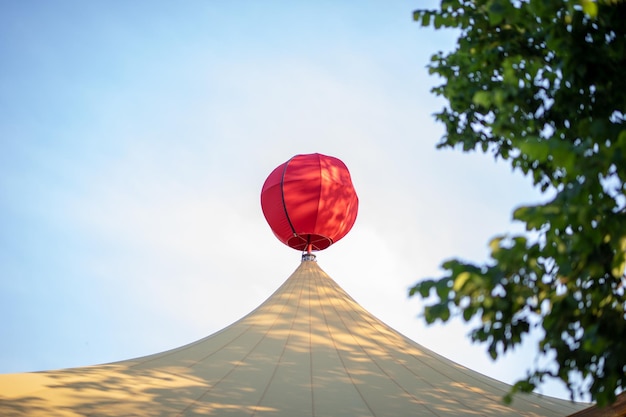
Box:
xmin=567 ymin=393 xmax=626 ymax=417
xmin=0 ymin=259 xmax=590 ymax=416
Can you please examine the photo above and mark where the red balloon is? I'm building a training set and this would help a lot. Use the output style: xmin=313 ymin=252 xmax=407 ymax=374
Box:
xmin=261 ymin=153 xmax=358 ymax=251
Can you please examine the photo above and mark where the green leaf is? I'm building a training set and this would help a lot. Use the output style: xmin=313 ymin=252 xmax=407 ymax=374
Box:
xmin=425 ymin=303 xmax=451 ymax=324
xmin=581 ymin=0 xmax=598 ymax=18
xmin=410 ymin=280 xmax=435 ymax=298
xmin=435 ymin=278 xmax=452 ymax=299
xmin=617 ymin=129 xmax=626 ymax=148
xmin=472 ymin=90 xmax=492 ymax=108
xmin=463 ymin=307 xmax=476 ymax=322
xmin=434 ymin=14 xmax=444 ymax=29
xmin=489 ymin=237 xmax=502 ymax=255
xmin=487 ymin=1 xmax=505 ymax=26
xmin=453 ymin=271 xmax=472 ymax=292
xmin=518 ymin=138 xmax=550 ymax=162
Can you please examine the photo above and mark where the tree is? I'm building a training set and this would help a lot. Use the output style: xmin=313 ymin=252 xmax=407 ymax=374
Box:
xmin=409 ymin=0 xmax=626 ymax=406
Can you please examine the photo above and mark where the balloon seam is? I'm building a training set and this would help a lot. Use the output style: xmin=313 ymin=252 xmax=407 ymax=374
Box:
xmin=281 ymin=155 xmax=298 ymax=237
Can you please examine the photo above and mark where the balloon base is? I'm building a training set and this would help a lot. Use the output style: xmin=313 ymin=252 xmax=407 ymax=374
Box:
xmin=301 ymin=253 xmax=317 ymax=262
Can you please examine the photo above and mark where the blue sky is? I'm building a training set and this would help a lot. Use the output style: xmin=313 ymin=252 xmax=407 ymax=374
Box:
xmin=0 ymin=1 xmax=574 ymax=401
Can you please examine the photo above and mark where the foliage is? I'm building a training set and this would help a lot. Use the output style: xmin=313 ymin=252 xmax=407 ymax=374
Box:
xmin=410 ymin=0 xmax=626 ymax=406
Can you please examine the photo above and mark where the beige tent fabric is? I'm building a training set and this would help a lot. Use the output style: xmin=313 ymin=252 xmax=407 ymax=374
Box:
xmin=0 ymin=259 xmax=589 ymax=416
